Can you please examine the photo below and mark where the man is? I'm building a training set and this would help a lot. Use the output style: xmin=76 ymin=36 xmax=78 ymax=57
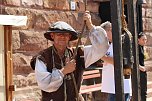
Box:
xmin=100 ymin=21 xmax=132 ymax=101
xmin=30 ymin=12 xmax=109 ymax=101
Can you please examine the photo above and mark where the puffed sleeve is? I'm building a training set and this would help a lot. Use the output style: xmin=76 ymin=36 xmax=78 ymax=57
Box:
xmin=35 ymin=58 xmax=64 ymax=92
xmin=84 ymin=26 xmax=109 ymax=68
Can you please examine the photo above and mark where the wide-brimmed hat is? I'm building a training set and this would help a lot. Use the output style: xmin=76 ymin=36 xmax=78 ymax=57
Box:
xmin=44 ymin=21 xmax=78 ymax=41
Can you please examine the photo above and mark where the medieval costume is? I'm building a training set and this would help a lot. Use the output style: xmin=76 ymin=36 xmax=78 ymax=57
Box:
xmin=31 ymin=21 xmax=108 ymax=101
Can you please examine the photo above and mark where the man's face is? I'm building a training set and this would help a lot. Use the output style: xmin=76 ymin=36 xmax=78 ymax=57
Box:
xmin=138 ymin=35 xmax=147 ymax=46
xmin=50 ymin=32 xmax=71 ymax=47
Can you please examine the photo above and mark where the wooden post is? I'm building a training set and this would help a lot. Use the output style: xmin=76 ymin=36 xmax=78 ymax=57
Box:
xmin=4 ymin=26 xmax=13 ymax=101
xmin=110 ymin=0 xmax=125 ymax=100
xmin=127 ymin=0 xmax=141 ymax=100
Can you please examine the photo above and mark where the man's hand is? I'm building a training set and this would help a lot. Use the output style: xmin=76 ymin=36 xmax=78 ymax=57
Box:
xmin=83 ymin=11 xmax=93 ymax=31
xmin=61 ymin=59 xmax=76 ymax=75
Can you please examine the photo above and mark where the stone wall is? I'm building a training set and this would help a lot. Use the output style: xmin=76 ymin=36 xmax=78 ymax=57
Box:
xmin=143 ymin=0 xmax=152 ymax=60
xmin=2 ymin=0 xmax=101 ymax=75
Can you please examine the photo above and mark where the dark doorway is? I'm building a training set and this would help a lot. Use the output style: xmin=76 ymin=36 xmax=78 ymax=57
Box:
xmin=99 ymin=1 xmax=128 ymax=24
xmin=99 ymin=1 xmax=111 ymax=23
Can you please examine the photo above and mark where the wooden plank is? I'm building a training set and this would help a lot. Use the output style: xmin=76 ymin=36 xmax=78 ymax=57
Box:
xmin=127 ymin=0 xmax=140 ymax=100
xmin=110 ymin=0 xmax=124 ymax=100
xmin=81 ymin=84 xmax=102 ymax=90
xmin=83 ymin=70 xmax=99 ymax=75
xmin=80 ymin=84 xmax=101 ymax=94
xmin=80 ymin=69 xmax=101 ymax=94
xmin=83 ymin=74 xmax=100 ymax=79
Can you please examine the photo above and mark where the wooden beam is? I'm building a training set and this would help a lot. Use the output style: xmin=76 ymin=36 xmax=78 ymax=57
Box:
xmin=127 ymin=0 xmax=141 ymax=101
xmin=4 ymin=26 xmax=13 ymax=101
xmin=110 ymin=0 xmax=125 ymax=101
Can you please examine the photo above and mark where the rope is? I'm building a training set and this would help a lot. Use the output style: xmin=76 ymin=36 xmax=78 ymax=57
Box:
xmin=121 ymin=0 xmax=133 ymax=79
xmin=121 ymin=0 xmax=128 ymax=30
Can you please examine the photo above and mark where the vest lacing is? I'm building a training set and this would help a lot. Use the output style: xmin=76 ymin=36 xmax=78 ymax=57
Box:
xmin=52 ymin=46 xmax=72 ymax=101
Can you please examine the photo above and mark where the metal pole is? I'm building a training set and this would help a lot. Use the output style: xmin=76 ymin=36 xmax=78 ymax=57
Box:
xmin=110 ymin=0 xmax=125 ymax=100
xmin=127 ymin=0 xmax=141 ymax=101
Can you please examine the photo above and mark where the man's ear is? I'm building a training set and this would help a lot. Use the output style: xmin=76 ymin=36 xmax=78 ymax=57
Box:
xmin=50 ymin=33 xmax=54 ymax=40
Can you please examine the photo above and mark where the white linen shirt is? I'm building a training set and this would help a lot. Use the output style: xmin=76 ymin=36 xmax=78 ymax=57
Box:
xmin=101 ymin=43 xmax=132 ymax=94
xmin=35 ymin=26 xmax=109 ymax=92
